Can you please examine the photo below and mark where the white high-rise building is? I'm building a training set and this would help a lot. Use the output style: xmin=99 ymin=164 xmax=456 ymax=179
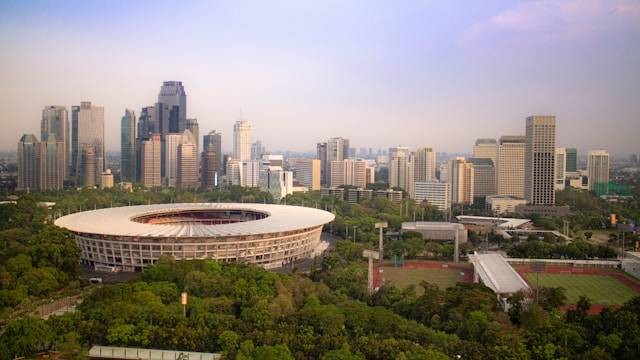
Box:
xmin=389 ymin=146 xmax=413 ymax=192
xmin=177 ymin=130 xmax=198 ymax=188
xmin=233 ymin=119 xmax=252 ymax=161
xmin=414 ymin=181 xmax=451 ymax=212
xmin=525 ymin=116 xmax=556 ymax=205
xmin=141 ymin=134 xmax=162 ymax=187
xmin=555 ymin=147 xmax=566 ymax=191
xmin=587 ymin=150 xmax=610 ymax=191
xmin=241 ymin=160 xmax=261 ymax=187
xmin=448 ymin=157 xmax=474 ymax=205
xmin=41 ymin=106 xmax=69 ymax=180
xmin=164 ymin=133 xmax=183 ymax=187
xmin=473 ymin=138 xmax=498 ymax=166
xmin=496 ymin=136 xmax=526 ymax=198
xmin=413 ymin=147 xmax=437 ymax=182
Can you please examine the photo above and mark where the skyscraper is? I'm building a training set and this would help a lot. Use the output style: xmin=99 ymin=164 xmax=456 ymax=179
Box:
xmin=164 ymin=133 xmax=184 ymax=187
xmin=317 ymin=137 xmax=350 ymax=186
xmin=141 ymin=134 xmax=162 ymax=187
xmin=233 ymin=119 xmax=252 ymax=161
xmin=177 ymin=130 xmax=198 ymax=188
xmin=468 ymin=158 xmax=495 ymax=200
xmin=77 ymin=146 xmax=96 ymax=187
xmin=201 ymin=144 xmax=218 ymax=189
xmin=555 ymin=147 xmax=566 ymax=191
xmin=329 ymin=159 xmax=368 ymax=188
xmin=120 ymin=109 xmax=136 ymax=182
xmin=186 ymin=118 xmax=199 ymax=154
xmin=316 ymin=142 xmax=328 ymax=185
xmin=71 ymin=102 xmax=104 ymax=187
xmin=496 ymin=136 xmax=526 ymax=198
xmin=525 ymin=115 xmax=556 ymax=205
xmin=473 ymin=138 xmax=498 ymax=166
xmin=251 ymin=140 xmax=265 ymax=160
xmin=389 ymin=146 xmax=413 ymax=193
xmin=566 ymin=148 xmax=577 ymax=172
xmin=587 ymin=150 xmax=610 ymax=191
xmin=413 ymin=147 xmax=437 ymax=182
xmin=157 ymin=81 xmax=187 ymax=133
xmin=448 ymin=157 xmax=474 ymax=205
xmin=17 ymin=134 xmax=39 ymax=191
xmin=203 ymin=130 xmax=223 ymax=175
xmin=296 ymin=159 xmax=321 ymax=190
xmin=37 ymin=136 xmax=65 ymax=190
xmin=41 ymin=106 xmax=69 ymax=180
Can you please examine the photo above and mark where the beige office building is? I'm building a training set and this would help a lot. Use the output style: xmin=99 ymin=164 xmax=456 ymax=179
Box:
xmin=389 ymin=146 xmax=413 ymax=193
xmin=413 ymin=147 xmax=437 ymax=182
xmin=296 ymin=159 xmax=321 ymax=190
xmin=448 ymin=157 xmax=474 ymax=204
xmin=525 ymin=116 xmax=556 ymax=205
xmin=473 ymin=138 xmax=498 ymax=166
xmin=141 ymin=134 xmax=162 ymax=187
xmin=468 ymin=158 xmax=495 ymax=199
xmin=330 ymin=159 xmax=368 ymax=188
xmin=496 ymin=136 xmax=526 ymax=198
xmin=177 ymin=132 xmax=198 ymax=188
xmin=233 ymin=119 xmax=252 ymax=161
xmin=587 ymin=150 xmax=610 ymax=191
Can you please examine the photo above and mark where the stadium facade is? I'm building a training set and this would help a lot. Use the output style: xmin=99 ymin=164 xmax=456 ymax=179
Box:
xmin=54 ymin=203 xmax=334 ymax=271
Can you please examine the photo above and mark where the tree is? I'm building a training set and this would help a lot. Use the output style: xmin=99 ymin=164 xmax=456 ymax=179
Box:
xmin=0 ymin=317 xmax=55 ymax=359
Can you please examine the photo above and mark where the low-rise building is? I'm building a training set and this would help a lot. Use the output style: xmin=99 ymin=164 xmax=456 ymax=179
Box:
xmin=485 ymin=195 xmax=527 ymax=215
xmin=401 ymin=222 xmax=467 ymax=243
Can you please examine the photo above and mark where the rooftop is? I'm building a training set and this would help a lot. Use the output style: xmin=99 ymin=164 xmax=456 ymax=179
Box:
xmin=456 ymin=215 xmax=531 ymax=229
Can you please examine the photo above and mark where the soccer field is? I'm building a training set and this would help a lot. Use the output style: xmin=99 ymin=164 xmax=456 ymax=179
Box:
xmin=381 ymin=267 xmax=470 ymax=294
xmin=524 ymin=273 xmax=638 ymax=305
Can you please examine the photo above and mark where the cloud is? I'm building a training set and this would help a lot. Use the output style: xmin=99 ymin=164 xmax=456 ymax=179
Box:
xmin=463 ymin=0 xmax=640 ymax=42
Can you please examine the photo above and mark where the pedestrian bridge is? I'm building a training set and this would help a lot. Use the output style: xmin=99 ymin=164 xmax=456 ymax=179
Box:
xmin=469 ymin=252 xmax=530 ymax=295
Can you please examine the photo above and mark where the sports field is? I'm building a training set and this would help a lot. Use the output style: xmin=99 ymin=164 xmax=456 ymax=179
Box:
xmin=523 ymin=273 xmax=638 ymax=305
xmin=381 ymin=266 xmax=470 ymax=294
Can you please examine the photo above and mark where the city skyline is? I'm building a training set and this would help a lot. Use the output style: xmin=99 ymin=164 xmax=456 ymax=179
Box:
xmin=1 ymin=1 xmax=639 ymax=155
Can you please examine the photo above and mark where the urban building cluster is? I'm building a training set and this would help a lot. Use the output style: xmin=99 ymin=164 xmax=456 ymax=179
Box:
xmin=16 ymin=82 xmax=610 ymax=209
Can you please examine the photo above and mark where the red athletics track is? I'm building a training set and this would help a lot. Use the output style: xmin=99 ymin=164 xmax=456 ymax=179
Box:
xmin=514 ymin=265 xmax=640 ymax=314
xmin=373 ymin=260 xmax=474 ymax=290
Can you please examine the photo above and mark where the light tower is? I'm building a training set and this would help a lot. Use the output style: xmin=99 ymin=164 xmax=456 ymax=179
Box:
xmin=375 ymin=222 xmax=388 ymax=264
xmin=362 ymin=249 xmax=380 ymax=295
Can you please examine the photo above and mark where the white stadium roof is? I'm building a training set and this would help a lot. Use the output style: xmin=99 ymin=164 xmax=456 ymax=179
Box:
xmin=54 ymin=203 xmax=334 ymax=238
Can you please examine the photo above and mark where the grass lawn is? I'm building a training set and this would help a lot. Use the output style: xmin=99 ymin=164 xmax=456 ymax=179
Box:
xmin=381 ymin=267 xmax=468 ymax=295
xmin=524 ymin=273 xmax=638 ymax=305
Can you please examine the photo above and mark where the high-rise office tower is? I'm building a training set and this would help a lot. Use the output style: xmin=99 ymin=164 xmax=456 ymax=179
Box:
xmin=473 ymin=138 xmax=498 ymax=165
xmin=157 ymin=81 xmax=187 ymax=134
xmin=203 ymin=130 xmax=223 ymax=176
xmin=41 ymin=106 xmax=69 ymax=180
xmin=137 ymin=106 xmax=156 ymax=140
xmin=296 ymin=159 xmax=321 ymax=190
xmin=37 ymin=136 xmax=65 ymax=190
xmin=241 ymin=160 xmax=261 ymax=187
xmin=226 ymin=159 xmax=242 ymax=186
xmin=413 ymin=147 xmax=437 ymax=182
xmin=566 ymin=148 xmax=577 ymax=172
xmin=141 ymin=134 xmax=162 ymax=187
xmin=201 ymin=144 xmax=218 ymax=189
xmin=448 ymin=157 xmax=474 ymax=205
xmin=496 ymin=136 xmax=526 ymax=198
xmin=316 ymin=142 xmax=328 ymax=185
xmin=251 ymin=140 xmax=265 ymax=160
xmin=177 ymin=130 xmax=198 ymax=188
xmin=121 ymin=109 xmax=136 ymax=182
xmin=329 ymin=159 xmax=368 ymax=188
xmin=587 ymin=150 xmax=610 ymax=191
xmin=164 ymin=132 xmax=190 ymax=187
xmin=186 ymin=118 xmax=199 ymax=154
xmin=389 ymin=146 xmax=413 ymax=193
xmin=555 ymin=147 xmax=566 ymax=191
xmin=17 ymin=134 xmax=39 ymax=191
xmin=77 ymin=146 xmax=96 ymax=188
xmin=71 ymin=102 xmax=104 ymax=186
xmin=233 ymin=120 xmax=252 ymax=161
xmin=525 ymin=115 xmax=556 ymax=205
xmin=468 ymin=158 xmax=495 ymax=200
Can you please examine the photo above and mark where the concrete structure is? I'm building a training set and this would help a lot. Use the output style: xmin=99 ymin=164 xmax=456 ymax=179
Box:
xmin=120 ymin=109 xmax=136 ymax=182
xmin=374 ymin=189 xmax=403 ymax=203
xmin=17 ymin=134 xmax=39 ymax=191
xmin=413 ymin=180 xmax=451 ymax=212
xmin=514 ymin=204 xmax=570 ymax=217
xmin=296 ymin=159 xmax=321 ymax=191
xmin=201 ymin=144 xmax=218 ymax=189
xmin=72 ymin=102 xmax=104 ymax=187
xmin=496 ymin=135 xmax=525 ymax=198
xmin=89 ymin=346 xmax=221 ymax=360
xmin=456 ymin=215 xmax=532 ymax=230
xmin=41 ymin=106 xmax=69 ymax=180
xmin=587 ymin=149 xmax=610 ymax=191
xmin=468 ymin=158 xmax=495 ymax=200
xmin=100 ymin=169 xmax=114 ymax=189
xmin=485 ymin=195 xmax=527 ymax=215
xmin=448 ymin=157 xmax=474 ymax=204
xmin=233 ymin=119 xmax=252 ymax=161
xmin=623 ymin=252 xmax=640 ymax=280
xmin=412 ymin=147 xmax=437 ymax=182
xmin=473 ymin=138 xmax=498 ymax=166
xmin=555 ymin=147 xmax=566 ymax=191
xmin=261 ymin=154 xmax=283 ymax=167
xmin=346 ymin=188 xmax=373 ymax=203
xmin=469 ymin=252 xmax=530 ymax=308
xmin=55 ymin=203 xmax=335 ymax=271
xmin=203 ymin=130 xmax=223 ymax=176
xmin=141 ymin=134 xmax=162 ymax=187
xmin=177 ymin=131 xmax=198 ymax=188
xmin=525 ymin=115 xmax=556 ymax=205
xmin=401 ymin=222 xmax=467 ymax=243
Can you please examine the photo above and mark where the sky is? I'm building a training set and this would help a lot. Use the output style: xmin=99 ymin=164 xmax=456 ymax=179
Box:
xmin=1 ymin=0 xmax=639 ymax=155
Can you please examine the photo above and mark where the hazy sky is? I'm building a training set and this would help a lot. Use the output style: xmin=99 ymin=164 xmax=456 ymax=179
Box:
xmin=1 ymin=0 xmax=639 ymax=155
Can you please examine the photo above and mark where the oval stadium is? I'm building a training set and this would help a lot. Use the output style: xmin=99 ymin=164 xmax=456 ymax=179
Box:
xmin=54 ymin=203 xmax=335 ymax=271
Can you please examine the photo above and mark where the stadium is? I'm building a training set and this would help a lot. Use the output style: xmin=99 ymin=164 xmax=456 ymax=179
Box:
xmin=54 ymin=203 xmax=335 ymax=271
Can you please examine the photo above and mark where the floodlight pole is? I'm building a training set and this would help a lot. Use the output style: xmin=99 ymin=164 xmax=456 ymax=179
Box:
xmin=362 ymin=250 xmax=380 ymax=295
xmin=375 ymin=222 xmax=388 ymax=264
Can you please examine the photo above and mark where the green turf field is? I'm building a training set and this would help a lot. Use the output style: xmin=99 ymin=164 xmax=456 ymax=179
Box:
xmin=381 ymin=267 xmax=469 ymax=294
xmin=524 ymin=273 xmax=638 ymax=305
